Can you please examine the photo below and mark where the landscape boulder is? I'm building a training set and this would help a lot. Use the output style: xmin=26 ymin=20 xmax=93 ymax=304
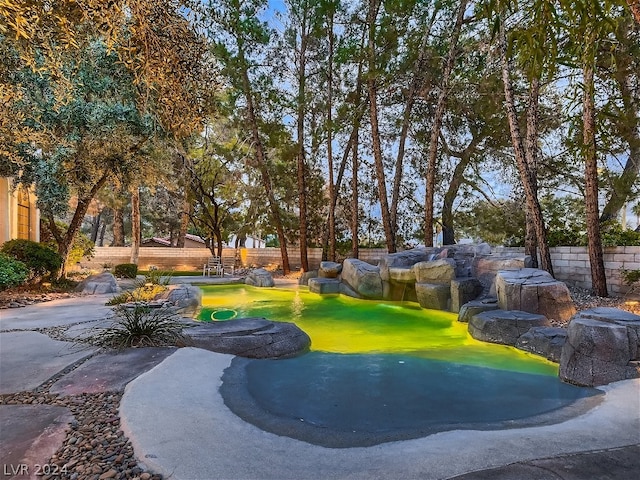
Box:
xmin=415 ymin=283 xmax=450 ymax=310
xmin=245 ymin=268 xmax=275 ymax=288
xmin=186 ymin=317 xmax=310 ymax=359
xmin=559 ymin=308 xmax=640 ymax=386
xmin=308 ymin=278 xmax=341 ymax=295
xmin=341 ymin=258 xmax=383 ymax=299
xmin=468 ymin=309 xmax=550 ymax=346
xmin=450 ymin=278 xmax=483 ymax=313
xmin=159 ymin=285 xmax=202 ymax=316
xmin=75 ymin=272 xmax=120 ymax=295
xmin=413 ymin=259 xmax=456 ymax=285
xmin=516 ymin=326 xmax=567 ymax=363
xmin=319 ymin=262 xmax=342 ymax=278
xmin=378 ymin=248 xmax=437 ymax=282
xmin=457 ymin=298 xmax=499 ymax=323
xmin=495 ymin=268 xmax=576 ymax=322
xmin=298 ymin=270 xmax=318 ymax=286
xmin=472 ymin=255 xmax=532 ymax=293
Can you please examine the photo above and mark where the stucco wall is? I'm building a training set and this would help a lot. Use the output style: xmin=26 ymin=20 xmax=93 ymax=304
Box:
xmin=0 ymin=178 xmax=39 ymax=245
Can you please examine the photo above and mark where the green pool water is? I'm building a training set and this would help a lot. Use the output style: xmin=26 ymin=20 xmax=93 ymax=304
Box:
xmin=198 ymin=284 xmax=558 ymax=376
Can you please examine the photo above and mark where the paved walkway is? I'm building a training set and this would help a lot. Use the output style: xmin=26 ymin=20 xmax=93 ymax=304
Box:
xmin=1 ymin=286 xmax=638 ymax=479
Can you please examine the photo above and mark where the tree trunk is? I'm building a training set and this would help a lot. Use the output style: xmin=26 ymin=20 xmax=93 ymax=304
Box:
xmin=57 ymin=172 xmax=110 ymax=278
xmin=367 ymin=0 xmax=396 ymax=253
xmin=583 ymin=58 xmax=608 ymax=296
xmin=441 ymin=136 xmax=480 ymax=245
xmin=112 ymin=207 xmax=125 ymax=246
xmin=98 ymin=221 xmax=106 ymax=247
xmin=424 ymin=0 xmax=467 ymax=246
xmin=600 ymin=44 xmax=640 ymax=223
xmin=297 ymin=8 xmax=310 ymax=271
xmin=90 ymin=211 xmax=102 ymax=243
xmin=499 ymin=16 xmax=554 ymax=276
xmin=524 ymin=77 xmax=540 ymax=268
xmin=351 ymin=124 xmax=360 ymax=258
xmin=130 ymin=186 xmax=141 ymax=265
xmin=391 ymin=8 xmax=437 ymax=232
xmin=319 ymin=70 xmax=367 ymax=256
xmin=327 ymin=7 xmax=336 ymax=262
xmin=239 ymin=47 xmax=290 ymax=274
xmin=627 ymin=1 xmax=640 ymax=23
xmin=176 ymin=195 xmax=190 ymax=248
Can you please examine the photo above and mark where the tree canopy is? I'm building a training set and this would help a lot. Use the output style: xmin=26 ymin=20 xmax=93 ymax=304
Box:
xmin=1 ymin=0 xmax=638 ymax=296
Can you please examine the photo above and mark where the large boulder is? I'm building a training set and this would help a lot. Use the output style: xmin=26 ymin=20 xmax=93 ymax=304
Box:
xmin=450 ymin=278 xmax=483 ymax=313
xmin=75 ymin=272 xmax=120 ymax=295
xmin=457 ymin=298 xmax=499 ymax=323
xmin=415 ymin=283 xmax=450 ymax=310
xmin=516 ymin=326 xmax=567 ymax=363
xmin=319 ymin=261 xmax=342 ymax=278
xmin=472 ymin=255 xmax=532 ymax=293
xmin=388 ymin=267 xmax=416 ymax=284
xmin=187 ymin=318 xmax=310 ymax=359
xmin=298 ymin=270 xmax=318 ymax=286
xmin=495 ymin=268 xmax=576 ymax=322
xmin=341 ymin=258 xmax=383 ymax=299
xmin=468 ymin=309 xmax=550 ymax=346
xmin=559 ymin=308 xmax=640 ymax=386
xmin=378 ymin=248 xmax=437 ymax=282
xmin=159 ymin=285 xmax=202 ymax=316
xmin=245 ymin=268 xmax=275 ymax=288
xmin=308 ymin=278 xmax=341 ymax=295
xmin=413 ymin=259 xmax=456 ymax=285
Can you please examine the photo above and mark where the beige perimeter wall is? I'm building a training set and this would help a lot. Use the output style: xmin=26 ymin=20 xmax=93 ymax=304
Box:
xmin=81 ymin=245 xmax=639 ymax=298
xmin=79 ymin=247 xmax=388 ymax=273
xmin=496 ymin=246 xmax=640 ymax=297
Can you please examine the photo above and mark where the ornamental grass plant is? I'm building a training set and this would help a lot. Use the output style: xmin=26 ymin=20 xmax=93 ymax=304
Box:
xmin=86 ymin=304 xmax=190 ymax=350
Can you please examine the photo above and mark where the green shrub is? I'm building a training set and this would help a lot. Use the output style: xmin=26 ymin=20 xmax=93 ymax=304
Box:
xmin=106 ymin=283 xmax=167 ymax=305
xmin=0 ymin=253 xmax=30 ymax=290
xmin=601 ymin=224 xmax=640 ymax=247
xmin=0 ymin=239 xmax=62 ymax=278
xmin=114 ymin=263 xmax=138 ymax=278
xmin=84 ymin=305 xmax=189 ymax=349
xmin=622 ymin=269 xmax=640 ymax=286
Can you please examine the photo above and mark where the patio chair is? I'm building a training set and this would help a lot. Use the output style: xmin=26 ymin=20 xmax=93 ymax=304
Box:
xmin=203 ymin=256 xmax=222 ymax=276
xmin=221 ymin=256 xmax=236 ymax=276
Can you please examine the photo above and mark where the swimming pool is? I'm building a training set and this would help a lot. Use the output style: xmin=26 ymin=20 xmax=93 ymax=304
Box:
xmin=199 ymin=284 xmax=599 ymax=446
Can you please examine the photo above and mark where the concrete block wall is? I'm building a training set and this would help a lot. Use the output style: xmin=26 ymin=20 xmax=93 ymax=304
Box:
xmin=496 ymin=246 xmax=640 ymax=297
xmin=81 ymin=247 xmax=389 ymax=273
xmin=81 ymin=245 xmax=639 ymax=297
xmin=552 ymin=246 xmax=640 ymax=296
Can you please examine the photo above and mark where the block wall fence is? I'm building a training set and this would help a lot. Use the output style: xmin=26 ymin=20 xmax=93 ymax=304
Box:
xmin=81 ymin=245 xmax=640 ymax=297
xmin=495 ymin=246 xmax=640 ymax=297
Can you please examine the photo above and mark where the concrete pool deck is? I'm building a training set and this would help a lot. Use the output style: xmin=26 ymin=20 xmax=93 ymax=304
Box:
xmin=1 ymin=283 xmax=639 ymax=479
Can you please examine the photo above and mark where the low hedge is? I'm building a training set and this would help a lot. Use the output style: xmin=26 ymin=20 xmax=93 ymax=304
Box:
xmin=114 ymin=263 xmax=138 ymax=278
xmin=0 ymin=239 xmax=62 ymax=278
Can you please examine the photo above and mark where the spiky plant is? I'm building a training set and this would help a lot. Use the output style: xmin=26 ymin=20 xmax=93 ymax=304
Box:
xmin=86 ymin=305 xmax=190 ymax=349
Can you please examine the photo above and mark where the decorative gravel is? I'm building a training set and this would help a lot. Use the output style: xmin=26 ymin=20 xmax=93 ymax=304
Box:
xmin=0 ymin=360 xmax=163 ymax=480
